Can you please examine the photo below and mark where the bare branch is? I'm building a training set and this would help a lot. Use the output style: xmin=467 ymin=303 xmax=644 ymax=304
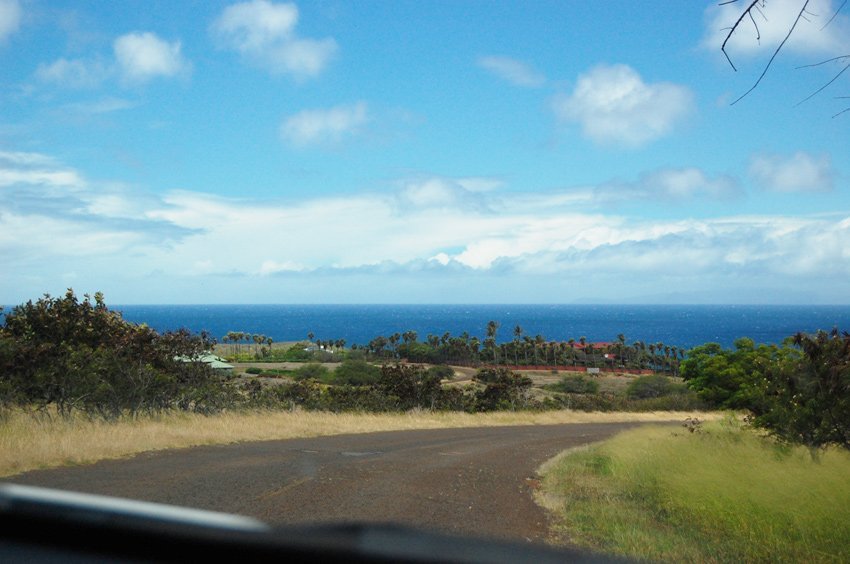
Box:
xmin=821 ymin=0 xmax=847 ymax=30
xmin=731 ymin=0 xmax=812 ymax=105
xmin=796 ymin=55 xmax=850 ymax=69
xmin=795 ymin=62 xmax=850 ymax=106
xmin=721 ymin=0 xmax=762 ymax=71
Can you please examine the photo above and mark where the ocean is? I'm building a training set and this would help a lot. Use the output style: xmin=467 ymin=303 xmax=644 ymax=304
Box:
xmin=100 ymin=304 xmax=850 ymax=350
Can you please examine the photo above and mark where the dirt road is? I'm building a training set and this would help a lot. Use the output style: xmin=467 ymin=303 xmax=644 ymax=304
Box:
xmin=10 ymin=422 xmax=643 ymax=543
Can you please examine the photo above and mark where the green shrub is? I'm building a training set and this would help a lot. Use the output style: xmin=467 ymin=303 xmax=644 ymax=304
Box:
xmin=245 ymin=367 xmax=262 ymax=375
xmin=0 ymin=289 xmax=221 ymax=418
xmin=426 ymin=365 xmax=455 ymax=380
xmin=330 ymin=359 xmax=381 ymax=386
xmin=280 ymin=345 xmax=313 ymax=362
xmin=626 ymin=374 xmax=685 ymax=399
xmin=473 ymin=368 xmax=532 ymax=411
xmin=293 ymin=363 xmax=330 ymax=381
xmin=551 ymin=374 xmax=599 ymax=394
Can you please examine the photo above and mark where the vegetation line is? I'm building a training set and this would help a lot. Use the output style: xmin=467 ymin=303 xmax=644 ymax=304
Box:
xmin=0 ymin=409 xmax=717 ymax=479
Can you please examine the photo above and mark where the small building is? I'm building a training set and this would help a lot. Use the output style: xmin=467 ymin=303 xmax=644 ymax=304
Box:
xmin=176 ymin=353 xmax=234 ymax=375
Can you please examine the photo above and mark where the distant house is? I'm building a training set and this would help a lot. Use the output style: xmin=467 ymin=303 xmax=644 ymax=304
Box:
xmin=176 ymin=353 xmax=234 ymax=375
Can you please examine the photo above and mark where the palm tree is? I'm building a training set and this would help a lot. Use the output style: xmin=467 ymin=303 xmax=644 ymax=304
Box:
xmin=513 ymin=325 xmax=522 ymax=366
xmin=486 ymin=321 xmax=500 ymax=364
xmin=648 ymin=343 xmax=656 ymax=371
xmin=617 ymin=333 xmax=627 ymax=367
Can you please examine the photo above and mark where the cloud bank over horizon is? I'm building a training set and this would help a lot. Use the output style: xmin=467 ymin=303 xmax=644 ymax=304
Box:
xmin=1 ymin=149 xmax=847 ymax=304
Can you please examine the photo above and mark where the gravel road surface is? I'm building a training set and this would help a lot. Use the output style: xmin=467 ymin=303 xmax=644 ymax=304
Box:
xmin=11 ymin=422 xmax=644 ymax=543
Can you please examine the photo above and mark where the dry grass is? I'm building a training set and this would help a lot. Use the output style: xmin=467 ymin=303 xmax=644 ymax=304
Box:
xmin=0 ymin=409 xmax=718 ymax=478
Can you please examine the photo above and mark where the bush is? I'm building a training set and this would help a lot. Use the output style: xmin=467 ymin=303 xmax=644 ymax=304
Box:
xmin=626 ymin=374 xmax=685 ymax=399
xmin=551 ymin=374 xmax=599 ymax=394
xmin=245 ymin=367 xmax=262 ymax=375
xmin=280 ymin=345 xmax=313 ymax=362
xmin=426 ymin=365 xmax=455 ymax=380
xmin=0 ymin=289 xmax=222 ymax=418
xmin=293 ymin=363 xmax=330 ymax=381
xmin=473 ymin=368 xmax=532 ymax=411
xmin=748 ymin=329 xmax=850 ymax=451
xmin=377 ymin=364 xmax=443 ymax=410
xmin=330 ymin=360 xmax=381 ymax=386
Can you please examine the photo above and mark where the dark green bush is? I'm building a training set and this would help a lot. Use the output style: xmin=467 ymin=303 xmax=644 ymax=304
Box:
xmin=330 ymin=360 xmax=381 ymax=386
xmin=245 ymin=367 xmax=262 ymax=375
xmin=293 ymin=363 xmax=330 ymax=381
xmin=550 ymin=374 xmax=599 ymax=394
xmin=426 ymin=365 xmax=455 ymax=380
xmin=626 ymin=374 xmax=685 ymax=399
xmin=0 ymin=290 xmax=221 ymax=418
xmin=377 ymin=364 xmax=443 ymax=410
xmin=280 ymin=345 xmax=313 ymax=362
xmin=473 ymin=368 xmax=532 ymax=411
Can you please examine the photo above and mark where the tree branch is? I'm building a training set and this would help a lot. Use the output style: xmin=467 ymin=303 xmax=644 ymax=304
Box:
xmin=721 ymin=0 xmax=762 ymax=71
xmin=731 ymin=0 xmax=812 ymax=105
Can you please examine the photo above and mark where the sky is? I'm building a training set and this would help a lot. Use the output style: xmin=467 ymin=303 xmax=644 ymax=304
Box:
xmin=1 ymin=0 xmax=849 ymax=304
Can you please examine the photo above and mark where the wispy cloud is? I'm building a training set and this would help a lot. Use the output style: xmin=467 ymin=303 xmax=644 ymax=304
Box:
xmin=0 ymin=151 xmax=85 ymax=187
xmin=0 ymin=0 xmax=21 ymax=43
xmin=749 ymin=151 xmax=834 ymax=193
xmin=552 ymin=64 xmax=693 ymax=147
xmin=477 ymin=55 xmax=545 ymax=87
xmin=62 ymin=97 xmax=137 ymax=115
xmin=599 ymin=167 xmax=741 ymax=202
xmin=35 ymin=57 xmax=110 ymax=89
xmin=211 ymin=0 xmax=337 ymax=80
xmin=280 ymin=102 xmax=368 ymax=146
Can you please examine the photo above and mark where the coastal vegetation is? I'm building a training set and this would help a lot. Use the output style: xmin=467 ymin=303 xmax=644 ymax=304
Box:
xmin=537 ymin=419 xmax=850 ymax=562
xmin=2 ymin=290 xmax=847 ymax=451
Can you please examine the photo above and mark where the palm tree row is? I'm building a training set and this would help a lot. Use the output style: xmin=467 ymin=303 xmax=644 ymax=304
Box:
xmin=221 ymin=331 xmax=274 ymax=359
xmin=350 ymin=322 xmax=684 ymax=374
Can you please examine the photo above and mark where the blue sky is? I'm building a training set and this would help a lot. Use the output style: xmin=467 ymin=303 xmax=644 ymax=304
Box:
xmin=1 ymin=0 xmax=848 ymax=304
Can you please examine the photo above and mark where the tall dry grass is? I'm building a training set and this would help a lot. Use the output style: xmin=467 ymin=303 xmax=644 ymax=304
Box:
xmin=0 ymin=408 xmax=716 ymax=478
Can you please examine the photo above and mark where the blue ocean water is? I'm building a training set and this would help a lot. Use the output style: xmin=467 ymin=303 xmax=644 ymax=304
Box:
xmin=101 ymin=304 xmax=850 ymax=350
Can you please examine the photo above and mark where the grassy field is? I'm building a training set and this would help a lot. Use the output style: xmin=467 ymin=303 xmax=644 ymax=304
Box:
xmin=536 ymin=417 xmax=850 ymax=562
xmin=0 ymin=408 xmax=717 ymax=478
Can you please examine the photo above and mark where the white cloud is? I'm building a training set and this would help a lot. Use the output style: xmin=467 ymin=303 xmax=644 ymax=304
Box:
xmin=749 ymin=151 xmax=834 ymax=192
xmin=35 ymin=57 xmax=110 ymax=89
xmin=113 ymin=32 xmax=189 ymax=83
xmin=703 ymin=0 xmax=850 ymax=60
xmin=211 ymin=0 xmax=336 ymax=79
xmin=0 ymin=0 xmax=21 ymax=43
xmin=477 ymin=55 xmax=545 ymax=87
xmin=552 ymin=64 xmax=693 ymax=147
xmin=281 ymin=102 xmax=368 ymax=146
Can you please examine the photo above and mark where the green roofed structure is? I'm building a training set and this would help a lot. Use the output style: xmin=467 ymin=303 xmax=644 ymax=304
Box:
xmin=176 ymin=353 xmax=234 ymax=375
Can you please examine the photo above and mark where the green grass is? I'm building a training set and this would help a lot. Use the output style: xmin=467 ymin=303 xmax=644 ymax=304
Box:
xmin=537 ymin=417 xmax=850 ymax=563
